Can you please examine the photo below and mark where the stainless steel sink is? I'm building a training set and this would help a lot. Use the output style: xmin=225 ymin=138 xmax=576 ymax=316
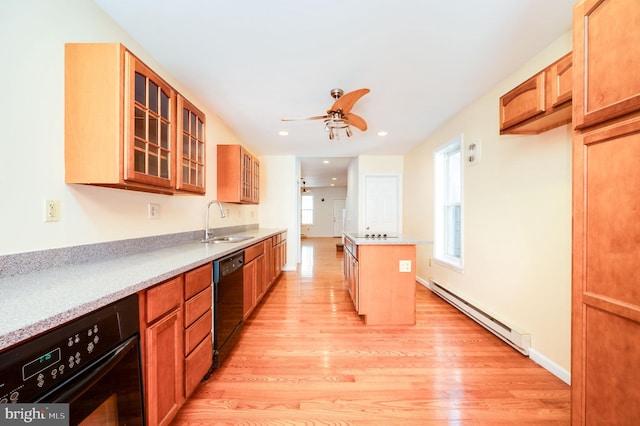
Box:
xmin=201 ymin=235 xmax=253 ymax=244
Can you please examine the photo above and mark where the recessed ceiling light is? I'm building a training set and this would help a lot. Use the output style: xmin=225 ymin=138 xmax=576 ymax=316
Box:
xmin=279 ymin=130 xmax=289 ymax=136
xmin=332 ymin=177 xmax=337 ymax=181
xmin=377 ymin=131 xmax=388 ymax=136
xmin=330 ymin=184 xmax=335 ymax=187
xmin=323 ymin=160 xmax=330 ymax=164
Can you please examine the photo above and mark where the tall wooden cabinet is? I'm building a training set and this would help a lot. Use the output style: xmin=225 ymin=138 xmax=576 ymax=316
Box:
xmin=65 ymin=43 xmax=206 ymax=195
xmin=571 ymin=0 xmax=640 ymax=424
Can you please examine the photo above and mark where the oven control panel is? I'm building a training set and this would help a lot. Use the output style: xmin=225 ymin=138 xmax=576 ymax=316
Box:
xmin=0 ymin=294 xmax=138 ymax=403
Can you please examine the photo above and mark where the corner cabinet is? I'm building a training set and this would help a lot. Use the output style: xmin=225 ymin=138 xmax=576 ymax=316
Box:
xmin=217 ymin=145 xmax=260 ymax=204
xmin=499 ymin=52 xmax=572 ymax=135
xmin=65 ymin=43 xmax=206 ymax=195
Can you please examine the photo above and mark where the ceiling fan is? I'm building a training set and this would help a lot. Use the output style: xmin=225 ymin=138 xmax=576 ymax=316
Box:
xmin=282 ymin=88 xmax=370 ymax=140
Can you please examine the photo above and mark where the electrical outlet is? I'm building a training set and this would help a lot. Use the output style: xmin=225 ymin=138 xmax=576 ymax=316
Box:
xmin=399 ymin=260 xmax=412 ymax=273
xmin=148 ymin=203 xmax=160 ymax=219
xmin=44 ymin=199 xmax=60 ymax=222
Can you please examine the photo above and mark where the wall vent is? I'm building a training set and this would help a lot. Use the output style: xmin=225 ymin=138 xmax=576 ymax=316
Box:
xmin=430 ymin=281 xmax=531 ymax=355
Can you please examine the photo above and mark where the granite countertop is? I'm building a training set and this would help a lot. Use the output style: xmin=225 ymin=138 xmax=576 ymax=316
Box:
xmin=344 ymin=232 xmax=432 ymax=246
xmin=0 ymin=228 xmax=285 ymax=351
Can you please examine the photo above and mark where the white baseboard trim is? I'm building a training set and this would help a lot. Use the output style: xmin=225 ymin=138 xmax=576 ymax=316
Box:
xmin=416 ymin=275 xmax=571 ymax=385
xmin=529 ymin=348 xmax=571 ymax=385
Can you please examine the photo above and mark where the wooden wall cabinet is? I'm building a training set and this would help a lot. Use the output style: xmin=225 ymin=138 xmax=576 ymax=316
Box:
xmin=217 ymin=145 xmax=260 ymax=204
xmin=176 ymin=96 xmax=206 ymax=194
xmin=499 ymin=52 xmax=572 ymax=135
xmin=571 ymin=0 xmax=640 ymax=424
xmin=65 ymin=43 xmax=206 ymax=195
xmin=344 ymin=236 xmax=416 ymax=325
xmin=183 ymin=263 xmax=212 ymax=398
xmin=139 ymin=276 xmax=184 ymax=426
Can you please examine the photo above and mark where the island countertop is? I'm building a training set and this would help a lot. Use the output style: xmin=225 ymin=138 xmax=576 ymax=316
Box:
xmin=0 ymin=228 xmax=285 ymax=351
xmin=344 ymin=232 xmax=432 ymax=246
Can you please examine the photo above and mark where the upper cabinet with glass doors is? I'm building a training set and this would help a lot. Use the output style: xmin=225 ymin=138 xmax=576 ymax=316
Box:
xmin=217 ymin=145 xmax=260 ymax=204
xmin=177 ymin=96 xmax=206 ymax=194
xmin=65 ymin=43 xmax=206 ymax=195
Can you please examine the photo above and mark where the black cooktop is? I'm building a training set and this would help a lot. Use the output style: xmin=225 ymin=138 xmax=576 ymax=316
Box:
xmin=352 ymin=233 xmax=397 ymax=239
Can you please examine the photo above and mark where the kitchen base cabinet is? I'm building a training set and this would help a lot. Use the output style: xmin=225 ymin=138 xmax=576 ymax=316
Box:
xmin=183 ymin=263 xmax=213 ymax=398
xmin=139 ymin=276 xmax=184 ymax=426
xmin=140 ymin=262 xmax=214 ymax=426
xmin=243 ymin=241 xmax=265 ymax=319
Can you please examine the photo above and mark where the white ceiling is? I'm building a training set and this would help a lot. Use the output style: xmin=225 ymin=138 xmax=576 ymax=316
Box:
xmin=94 ymin=0 xmax=574 ymax=188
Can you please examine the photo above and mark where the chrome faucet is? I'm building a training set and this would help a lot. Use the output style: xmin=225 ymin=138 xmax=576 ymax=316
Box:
xmin=204 ymin=200 xmax=226 ymax=240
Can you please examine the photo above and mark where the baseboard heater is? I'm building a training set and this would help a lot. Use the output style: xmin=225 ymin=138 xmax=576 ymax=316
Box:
xmin=430 ymin=281 xmax=531 ymax=356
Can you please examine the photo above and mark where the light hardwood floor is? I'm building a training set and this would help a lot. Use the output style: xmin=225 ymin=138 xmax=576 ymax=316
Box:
xmin=171 ymin=237 xmax=570 ymax=425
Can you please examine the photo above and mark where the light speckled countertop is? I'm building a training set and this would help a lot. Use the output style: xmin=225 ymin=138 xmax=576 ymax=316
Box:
xmin=0 ymin=228 xmax=284 ymax=351
xmin=344 ymin=232 xmax=432 ymax=246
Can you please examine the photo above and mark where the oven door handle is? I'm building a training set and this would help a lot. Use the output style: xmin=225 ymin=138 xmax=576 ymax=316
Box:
xmin=48 ymin=334 xmax=140 ymax=403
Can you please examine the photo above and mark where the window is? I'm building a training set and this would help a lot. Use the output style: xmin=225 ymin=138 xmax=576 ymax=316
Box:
xmin=301 ymin=194 xmax=314 ymax=225
xmin=434 ymin=134 xmax=463 ymax=270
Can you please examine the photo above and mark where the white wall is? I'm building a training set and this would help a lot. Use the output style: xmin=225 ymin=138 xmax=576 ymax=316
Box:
xmin=404 ymin=33 xmax=572 ymax=378
xmin=344 ymin=158 xmax=360 ymax=234
xmin=300 ymin=187 xmax=347 ymax=237
xmin=258 ymin=155 xmax=298 ymax=270
xmin=0 ymin=0 xmax=261 ymax=255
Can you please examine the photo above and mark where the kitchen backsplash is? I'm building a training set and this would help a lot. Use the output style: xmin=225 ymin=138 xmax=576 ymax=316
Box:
xmin=0 ymin=225 xmax=258 ymax=279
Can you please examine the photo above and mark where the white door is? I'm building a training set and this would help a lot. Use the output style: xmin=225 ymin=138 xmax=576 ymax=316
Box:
xmin=332 ymin=199 xmax=346 ymax=237
xmin=364 ymin=175 xmax=401 ymax=234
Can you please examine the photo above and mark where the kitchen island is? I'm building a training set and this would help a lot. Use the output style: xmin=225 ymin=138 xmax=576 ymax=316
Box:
xmin=344 ymin=232 xmax=428 ymax=326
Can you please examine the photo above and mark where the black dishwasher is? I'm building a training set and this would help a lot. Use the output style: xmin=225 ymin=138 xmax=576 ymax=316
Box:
xmin=212 ymin=250 xmax=244 ymax=369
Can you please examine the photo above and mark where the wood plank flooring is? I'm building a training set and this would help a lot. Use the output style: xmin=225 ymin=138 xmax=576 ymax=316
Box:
xmin=171 ymin=237 xmax=570 ymax=425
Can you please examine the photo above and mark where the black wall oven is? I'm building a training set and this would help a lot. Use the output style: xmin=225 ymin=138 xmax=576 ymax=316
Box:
xmin=0 ymin=294 xmax=144 ymax=425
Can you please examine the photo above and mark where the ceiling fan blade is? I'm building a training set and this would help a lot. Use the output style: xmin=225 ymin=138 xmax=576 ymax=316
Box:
xmin=347 ymin=113 xmax=367 ymax=131
xmin=329 ymin=88 xmax=370 ymax=114
xmin=281 ymin=115 xmax=328 ymax=121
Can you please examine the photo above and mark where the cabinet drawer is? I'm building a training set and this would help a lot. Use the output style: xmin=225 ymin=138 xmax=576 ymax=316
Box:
xmin=185 ymin=310 xmax=212 ymax=354
xmin=145 ymin=275 xmax=183 ymax=323
xmin=244 ymin=242 xmax=264 ymax=263
xmin=184 ymin=263 xmax=212 ymax=299
xmin=184 ymin=286 xmax=212 ymax=327
xmin=184 ymin=333 xmax=212 ymax=398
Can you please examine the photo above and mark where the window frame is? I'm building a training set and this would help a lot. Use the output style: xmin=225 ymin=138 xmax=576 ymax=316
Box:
xmin=300 ymin=194 xmax=314 ymax=225
xmin=433 ymin=134 xmax=464 ymax=271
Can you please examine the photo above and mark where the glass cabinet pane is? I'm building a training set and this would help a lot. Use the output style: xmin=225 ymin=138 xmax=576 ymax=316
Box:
xmin=135 ymin=107 xmax=145 ymax=138
xmin=161 ymin=91 xmax=169 ymax=120
xmin=148 ymin=117 xmax=158 ymax=144
xmin=135 ymin=73 xmax=145 ymax=105
xmin=148 ymin=81 xmax=158 ymax=113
